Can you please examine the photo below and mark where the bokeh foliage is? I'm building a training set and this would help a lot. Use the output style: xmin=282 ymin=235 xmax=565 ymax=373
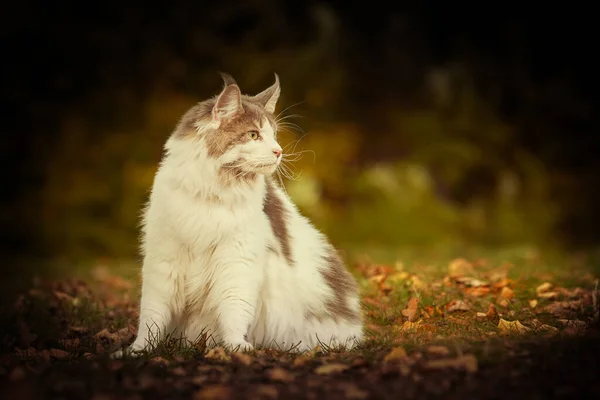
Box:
xmin=3 ymin=2 xmax=597 ymax=261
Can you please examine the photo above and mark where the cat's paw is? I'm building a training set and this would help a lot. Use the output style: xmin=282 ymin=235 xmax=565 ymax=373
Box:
xmin=224 ymin=340 xmax=254 ymax=352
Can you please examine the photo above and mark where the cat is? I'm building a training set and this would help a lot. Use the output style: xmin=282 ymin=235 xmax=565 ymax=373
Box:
xmin=121 ymin=73 xmax=363 ymax=355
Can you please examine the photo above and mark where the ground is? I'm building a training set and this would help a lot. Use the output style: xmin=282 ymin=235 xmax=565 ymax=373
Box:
xmin=1 ymin=246 xmax=599 ymax=399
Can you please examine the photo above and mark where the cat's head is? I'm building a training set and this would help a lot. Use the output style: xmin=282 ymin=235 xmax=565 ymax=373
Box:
xmin=172 ymin=73 xmax=283 ymax=178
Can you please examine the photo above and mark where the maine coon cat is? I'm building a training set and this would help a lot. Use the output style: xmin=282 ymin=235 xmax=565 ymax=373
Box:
xmin=123 ymin=73 xmax=363 ymax=354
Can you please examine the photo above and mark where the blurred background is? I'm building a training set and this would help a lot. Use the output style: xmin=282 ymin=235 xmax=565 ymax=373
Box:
xmin=1 ymin=1 xmax=599 ymax=278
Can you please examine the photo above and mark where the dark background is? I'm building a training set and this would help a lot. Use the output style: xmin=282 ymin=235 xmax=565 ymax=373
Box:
xmin=2 ymin=1 xmax=599 ymax=268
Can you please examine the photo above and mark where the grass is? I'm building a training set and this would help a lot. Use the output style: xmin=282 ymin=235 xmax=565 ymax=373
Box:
xmin=1 ymin=244 xmax=599 ymax=398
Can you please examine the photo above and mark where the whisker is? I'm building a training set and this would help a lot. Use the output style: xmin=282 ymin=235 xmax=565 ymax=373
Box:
xmin=275 ymin=101 xmax=306 ymax=120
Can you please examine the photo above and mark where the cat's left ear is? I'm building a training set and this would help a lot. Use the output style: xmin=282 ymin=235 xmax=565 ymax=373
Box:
xmin=252 ymin=73 xmax=280 ymax=114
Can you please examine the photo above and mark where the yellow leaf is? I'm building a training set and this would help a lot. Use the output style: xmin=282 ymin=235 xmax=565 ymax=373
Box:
xmin=529 ymin=299 xmax=538 ymax=308
xmin=448 ymin=258 xmax=474 ymax=278
xmin=399 ymin=320 xmax=422 ymax=332
xmin=426 ymin=345 xmax=450 ymax=356
xmin=387 ymin=272 xmax=409 ymax=282
xmin=266 ymin=367 xmax=294 ymax=382
xmin=499 ymin=286 xmax=515 ymax=300
xmin=383 ymin=347 xmax=408 ymax=363
xmin=536 ymin=282 xmax=553 ymax=296
xmin=314 ymin=363 xmax=349 ymax=375
xmin=498 ymin=318 xmax=530 ymax=335
xmin=410 ymin=276 xmax=427 ymax=290
xmin=423 ymin=354 xmax=478 ymax=373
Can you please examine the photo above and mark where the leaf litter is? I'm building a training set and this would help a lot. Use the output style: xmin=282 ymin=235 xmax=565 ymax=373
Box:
xmin=1 ymin=256 xmax=598 ymax=398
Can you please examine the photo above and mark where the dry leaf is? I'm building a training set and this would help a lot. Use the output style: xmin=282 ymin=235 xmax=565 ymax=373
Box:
xmin=314 ymin=363 xmax=349 ymax=375
xmin=538 ymin=291 xmax=559 ymax=299
xmin=399 ymin=320 xmax=422 ymax=332
xmin=266 ymin=367 xmax=294 ymax=382
xmin=423 ymin=354 xmax=478 ymax=373
xmin=486 ymin=304 xmax=500 ymax=324
xmin=231 ymin=352 xmax=252 ymax=367
xmin=383 ymin=347 xmax=408 ymax=363
xmin=530 ymin=319 xmax=558 ymax=332
xmin=401 ymin=297 xmax=419 ymax=322
xmin=339 ymin=383 xmax=369 ymax=400
xmin=536 ymin=282 xmax=553 ymax=295
xmin=427 ymin=345 xmax=450 ymax=356
xmin=498 ymin=318 xmax=530 ymax=334
xmin=529 ymin=299 xmax=538 ymax=308
xmin=194 ymin=384 xmax=232 ymax=400
xmin=499 ymin=286 xmax=515 ymax=300
xmin=448 ymin=258 xmax=474 ymax=278
xmin=150 ymin=356 xmax=170 ymax=366
xmin=542 ymin=300 xmax=582 ymax=318
xmin=205 ymin=347 xmax=230 ymax=361
xmin=49 ymin=348 xmax=70 ymax=359
xmin=445 ymin=299 xmax=470 ymax=313
xmin=455 ymin=277 xmax=489 ymax=287
xmin=387 ymin=272 xmax=409 ymax=282
xmin=410 ymin=276 xmax=427 ymax=290
xmin=463 ymin=287 xmax=491 ymax=297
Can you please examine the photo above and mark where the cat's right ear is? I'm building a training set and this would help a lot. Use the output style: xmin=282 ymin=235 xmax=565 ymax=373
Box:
xmin=212 ymin=84 xmax=244 ymax=123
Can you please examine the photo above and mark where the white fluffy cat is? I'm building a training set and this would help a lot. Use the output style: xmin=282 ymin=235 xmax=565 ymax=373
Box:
xmin=123 ymin=73 xmax=363 ymax=355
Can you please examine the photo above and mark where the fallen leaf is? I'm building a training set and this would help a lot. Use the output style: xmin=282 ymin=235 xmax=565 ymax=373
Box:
xmin=498 ymin=318 xmax=530 ymax=335
xmin=463 ymin=287 xmax=491 ymax=297
xmin=398 ymin=320 xmax=422 ymax=332
xmin=401 ymin=297 xmax=419 ymax=322
xmin=486 ymin=304 xmax=500 ymax=324
xmin=542 ymin=300 xmax=582 ymax=318
xmin=204 ymin=347 xmax=230 ymax=361
xmin=387 ymin=272 xmax=409 ymax=282
xmin=383 ymin=347 xmax=408 ymax=363
xmin=448 ymin=258 xmax=474 ymax=278
xmin=530 ymin=319 xmax=558 ymax=332
xmin=538 ymin=291 xmax=559 ymax=300
xmin=499 ymin=287 xmax=515 ymax=300
xmin=194 ymin=384 xmax=232 ymax=400
xmin=445 ymin=299 xmax=470 ymax=313
xmin=475 ymin=312 xmax=487 ymax=321
xmin=49 ymin=348 xmax=70 ymax=359
xmin=231 ymin=352 xmax=252 ymax=367
xmin=254 ymin=385 xmax=278 ymax=399
xmin=455 ymin=277 xmax=489 ymax=287
xmin=426 ymin=345 xmax=450 ymax=356
xmin=266 ymin=367 xmax=294 ymax=382
xmin=536 ymin=282 xmax=553 ymax=296
xmin=410 ymin=276 xmax=427 ymax=290
xmin=339 ymin=383 xmax=369 ymax=400
xmin=492 ymin=278 xmax=512 ymax=290
xmin=423 ymin=354 xmax=478 ymax=373
xmin=529 ymin=299 xmax=538 ymax=308
xmin=314 ymin=363 xmax=349 ymax=375
xmin=150 ymin=356 xmax=170 ymax=366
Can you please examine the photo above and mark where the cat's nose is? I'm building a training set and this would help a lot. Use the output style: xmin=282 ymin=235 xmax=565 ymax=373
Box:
xmin=272 ymin=148 xmax=282 ymax=157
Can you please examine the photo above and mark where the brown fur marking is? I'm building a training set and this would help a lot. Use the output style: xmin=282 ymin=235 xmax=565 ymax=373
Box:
xmin=263 ymin=179 xmax=293 ymax=265
xmin=320 ymin=249 xmax=361 ymax=323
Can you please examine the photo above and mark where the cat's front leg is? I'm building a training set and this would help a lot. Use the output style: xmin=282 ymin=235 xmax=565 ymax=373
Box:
xmin=213 ymin=261 xmax=262 ymax=351
xmin=127 ymin=260 xmax=184 ymax=356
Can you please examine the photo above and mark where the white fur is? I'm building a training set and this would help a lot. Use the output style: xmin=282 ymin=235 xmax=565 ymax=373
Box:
xmin=125 ymin=95 xmax=363 ymax=355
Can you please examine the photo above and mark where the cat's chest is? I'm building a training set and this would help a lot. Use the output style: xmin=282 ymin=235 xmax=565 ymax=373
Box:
xmin=163 ymin=190 xmax=268 ymax=242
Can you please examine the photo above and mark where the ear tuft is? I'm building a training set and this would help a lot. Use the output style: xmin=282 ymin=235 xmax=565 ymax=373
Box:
xmin=252 ymin=73 xmax=281 ymax=114
xmin=219 ymin=72 xmax=238 ymax=87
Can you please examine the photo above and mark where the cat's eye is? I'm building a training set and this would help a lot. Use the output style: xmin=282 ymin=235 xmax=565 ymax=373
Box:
xmin=248 ymin=131 xmax=260 ymax=140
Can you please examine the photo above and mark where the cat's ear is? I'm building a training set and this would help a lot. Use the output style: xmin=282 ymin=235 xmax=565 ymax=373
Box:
xmin=219 ymin=72 xmax=237 ymax=87
xmin=252 ymin=73 xmax=280 ymax=114
xmin=212 ymin=83 xmax=244 ymax=122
